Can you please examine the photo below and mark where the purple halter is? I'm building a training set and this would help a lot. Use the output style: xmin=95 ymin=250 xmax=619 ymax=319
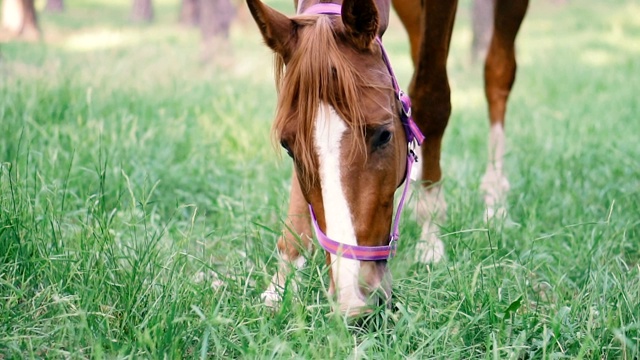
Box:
xmin=302 ymin=3 xmax=425 ymax=261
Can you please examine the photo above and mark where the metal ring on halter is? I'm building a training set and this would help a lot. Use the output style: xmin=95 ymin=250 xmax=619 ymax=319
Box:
xmin=388 ymin=237 xmax=398 ymax=260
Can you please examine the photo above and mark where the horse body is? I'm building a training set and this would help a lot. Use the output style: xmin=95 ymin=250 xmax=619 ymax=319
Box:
xmin=247 ymin=0 xmax=528 ymax=316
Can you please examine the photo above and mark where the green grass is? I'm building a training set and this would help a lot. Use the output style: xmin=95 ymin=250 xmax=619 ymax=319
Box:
xmin=1 ymin=0 xmax=639 ymax=358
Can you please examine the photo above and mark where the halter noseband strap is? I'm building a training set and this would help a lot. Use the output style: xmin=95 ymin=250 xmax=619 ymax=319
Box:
xmin=303 ymin=3 xmax=424 ymax=261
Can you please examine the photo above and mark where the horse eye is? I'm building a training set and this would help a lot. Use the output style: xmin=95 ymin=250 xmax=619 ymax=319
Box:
xmin=280 ymin=140 xmax=294 ymax=158
xmin=372 ymin=129 xmax=393 ymax=149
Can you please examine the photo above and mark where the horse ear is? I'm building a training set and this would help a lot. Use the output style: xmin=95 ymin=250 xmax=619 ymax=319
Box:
xmin=341 ymin=0 xmax=379 ymax=50
xmin=246 ymin=0 xmax=295 ymax=58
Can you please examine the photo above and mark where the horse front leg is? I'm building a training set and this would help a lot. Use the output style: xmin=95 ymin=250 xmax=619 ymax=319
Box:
xmin=481 ymin=0 xmax=528 ymax=219
xmin=261 ymin=168 xmax=313 ymax=306
xmin=400 ymin=0 xmax=458 ymax=264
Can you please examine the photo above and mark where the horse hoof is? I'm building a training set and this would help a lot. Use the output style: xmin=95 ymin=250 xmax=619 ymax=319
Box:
xmin=260 ymin=290 xmax=282 ymax=308
xmin=485 ymin=204 xmax=507 ymax=221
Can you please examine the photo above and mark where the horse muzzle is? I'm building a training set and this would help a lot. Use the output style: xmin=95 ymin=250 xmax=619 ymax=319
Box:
xmin=359 ymin=260 xmax=392 ymax=307
xmin=334 ymin=260 xmax=392 ymax=316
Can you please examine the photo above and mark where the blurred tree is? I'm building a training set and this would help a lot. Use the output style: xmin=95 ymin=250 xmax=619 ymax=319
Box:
xmin=199 ymin=0 xmax=235 ymax=61
xmin=179 ymin=0 xmax=199 ymax=27
xmin=131 ymin=0 xmax=153 ymax=23
xmin=45 ymin=0 xmax=63 ymax=12
xmin=200 ymin=0 xmax=234 ymax=40
xmin=471 ymin=0 xmax=494 ymax=63
xmin=1 ymin=0 xmax=40 ymax=40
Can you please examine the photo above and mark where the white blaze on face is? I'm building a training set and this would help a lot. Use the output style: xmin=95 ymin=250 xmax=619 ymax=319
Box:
xmin=313 ymin=103 xmax=366 ymax=312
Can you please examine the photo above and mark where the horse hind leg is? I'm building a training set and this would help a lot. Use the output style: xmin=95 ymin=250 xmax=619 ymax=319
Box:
xmin=261 ymin=169 xmax=313 ymax=307
xmin=481 ymin=0 xmax=528 ymax=219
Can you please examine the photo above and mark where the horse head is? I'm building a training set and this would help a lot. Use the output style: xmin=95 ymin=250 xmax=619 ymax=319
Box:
xmin=247 ymin=0 xmax=418 ymax=315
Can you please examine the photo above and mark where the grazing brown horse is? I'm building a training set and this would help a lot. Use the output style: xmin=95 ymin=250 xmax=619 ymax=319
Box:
xmin=246 ymin=0 xmax=528 ymax=315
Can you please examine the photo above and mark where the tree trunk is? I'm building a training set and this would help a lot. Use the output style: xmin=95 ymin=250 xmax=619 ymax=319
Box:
xmin=45 ymin=0 xmax=63 ymax=12
xmin=131 ymin=0 xmax=153 ymax=23
xmin=1 ymin=0 xmax=40 ymax=40
xmin=199 ymin=0 xmax=235 ymax=62
xmin=200 ymin=0 xmax=234 ymax=41
xmin=179 ymin=0 xmax=199 ymax=27
xmin=471 ymin=0 xmax=494 ymax=63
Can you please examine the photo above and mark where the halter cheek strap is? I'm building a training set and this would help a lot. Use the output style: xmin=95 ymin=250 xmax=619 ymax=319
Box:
xmin=302 ymin=3 xmax=424 ymax=261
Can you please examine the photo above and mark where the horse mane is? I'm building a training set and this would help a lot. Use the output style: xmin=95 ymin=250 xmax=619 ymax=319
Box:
xmin=272 ymin=15 xmax=376 ymax=188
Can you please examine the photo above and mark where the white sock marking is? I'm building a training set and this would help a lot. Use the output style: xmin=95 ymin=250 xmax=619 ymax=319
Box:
xmin=481 ymin=123 xmax=510 ymax=219
xmin=261 ymin=254 xmax=307 ymax=307
xmin=413 ymin=185 xmax=447 ymax=263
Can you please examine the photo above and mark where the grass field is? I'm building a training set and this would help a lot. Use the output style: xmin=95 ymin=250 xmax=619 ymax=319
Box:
xmin=1 ymin=0 xmax=639 ymax=358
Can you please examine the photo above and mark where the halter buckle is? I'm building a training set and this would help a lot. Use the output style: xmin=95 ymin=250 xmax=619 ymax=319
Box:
xmin=398 ymin=90 xmax=412 ymax=118
xmin=409 ymin=145 xmax=419 ymax=163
